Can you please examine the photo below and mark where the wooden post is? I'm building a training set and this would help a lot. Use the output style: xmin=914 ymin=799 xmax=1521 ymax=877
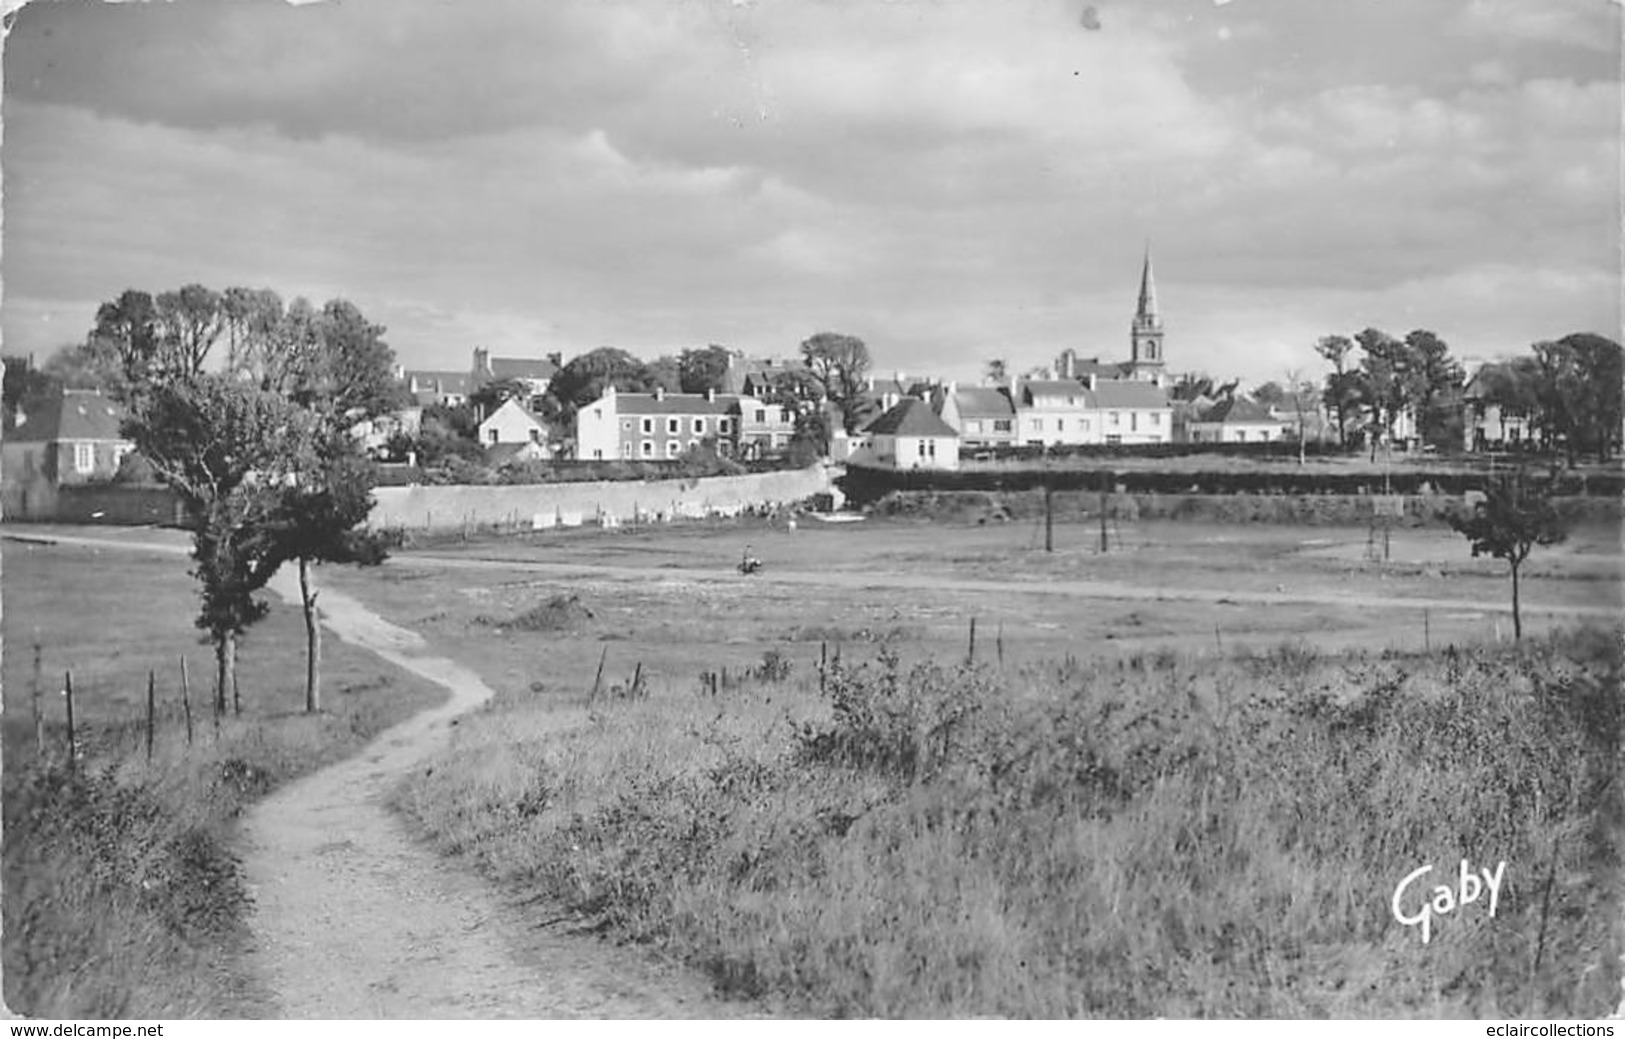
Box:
xmin=820 ymin=641 xmax=828 ymax=694
xmin=180 ymin=656 xmax=194 ymax=748
xmin=631 ymin=661 xmax=643 ymax=695
xmin=996 ymin=623 xmax=1005 ymax=668
xmin=1423 ymin=609 xmax=1431 ymax=653
xmin=30 ymin=642 xmax=43 ymax=755
xmin=1043 ymin=485 xmax=1054 ymax=553
xmin=1099 ymin=480 xmax=1109 ymax=554
xmin=590 ymin=646 xmax=608 ymax=705
xmin=967 ymin=617 xmax=977 ymax=664
xmin=146 ymin=670 xmax=156 ymax=762
xmin=64 ymin=670 xmax=78 ymax=768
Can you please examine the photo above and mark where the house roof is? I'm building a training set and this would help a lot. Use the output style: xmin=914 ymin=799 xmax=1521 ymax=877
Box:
xmin=404 ymin=370 xmax=471 ymax=393
xmin=1021 ymin=380 xmax=1090 ymax=404
xmin=1089 ymin=381 xmax=1170 ymax=409
xmin=1072 ymin=358 xmax=1135 ymax=379
xmin=481 ymin=398 xmax=547 ymax=427
xmin=951 ymin=387 xmax=1016 ymax=418
xmin=9 ymin=389 xmax=128 ymax=443
xmin=612 ymin=392 xmax=741 ymax=416
xmin=1201 ymin=397 xmax=1278 ymax=424
xmin=862 ymin=397 xmax=959 ymax=438
xmin=487 ymin=356 xmax=558 ymax=381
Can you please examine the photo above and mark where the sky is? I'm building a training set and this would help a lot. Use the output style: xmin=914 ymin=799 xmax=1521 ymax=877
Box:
xmin=2 ymin=0 xmax=1619 ymax=387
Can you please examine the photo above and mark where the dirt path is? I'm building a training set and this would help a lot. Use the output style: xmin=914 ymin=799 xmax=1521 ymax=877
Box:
xmin=235 ymin=568 xmax=733 ymax=1018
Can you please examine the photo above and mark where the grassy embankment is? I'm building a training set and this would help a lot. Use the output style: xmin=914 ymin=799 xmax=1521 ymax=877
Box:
xmin=2 ymin=539 xmax=445 ymax=1018
xmin=397 ymin=617 xmax=1622 ymax=1017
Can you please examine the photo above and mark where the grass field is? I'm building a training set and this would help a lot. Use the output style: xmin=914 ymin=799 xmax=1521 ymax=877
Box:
xmin=345 ymin=514 xmax=1620 ymax=1017
xmin=1 ymin=537 xmax=447 ymax=1018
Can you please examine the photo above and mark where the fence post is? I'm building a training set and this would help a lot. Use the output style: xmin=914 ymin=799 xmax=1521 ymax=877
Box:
xmin=64 ymin=670 xmax=78 ymax=768
xmin=180 ymin=656 xmax=194 ymax=748
xmin=589 ymin=646 xmax=607 ymax=706
xmin=1423 ymin=609 xmax=1431 ymax=653
xmin=31 ymin=642 xmax=43 ymax=756
xmin=146 ymin=670 xmax=156 ymax=762
xmin=967 ymin=616 xmax=977 ymax=664
xmin=820 ymin=640 xmax=828 ymax=694
xmin=997 ymin=623 xmax=1005 ymax=668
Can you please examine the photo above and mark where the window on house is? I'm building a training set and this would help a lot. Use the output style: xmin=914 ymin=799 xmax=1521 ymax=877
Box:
xmin=666 ymin=440 xmax=680 ymax=458
xmin=719 ymin=418 xmax=732 ymax=434
xmin=641 ymin=418 xmax=653 ymax=435
xmin=1110 ymin=411 xmax=1120 ymax=426
xmin=693 ymin=418 xmax=705 ymax=435
xmin=641 ymin=440 xmax=654 ymax=458
xmin=1131 ymin=413 xmax=1139 ymax=432
xmin=689 ymin=440 xmax=700 ymax=454
xmin=1236 ymin=431 xmax=1247 ymax=443
xmin=74 ymin=443 xmax=95 ymax=475
xmin=755 ymin=409 xmax=766 ymax=423
xmin=529 ymin=429 xmax=541 ymax=443
xmin=1057 ymin=419 xmax=1064 ymax=432
xmin=1106 ymin=435 xmax=1121 ymax=446
xmin=487 ymin=429 xmax=498 ymax=444
xmin=1031 ymin=418 xmax=1043 ymax=432
xmin=993 ymin=420 xmax=1012 ymax=432
xmin=667 ymin=418 xmax=680 ymax=435
xmin=622 ymin=442 xmax=633 ymax=459
xmin=1152 ymin=412 xmax=1162 ymax=426
xmin=593 ymin=408 xmax=602 ymax=419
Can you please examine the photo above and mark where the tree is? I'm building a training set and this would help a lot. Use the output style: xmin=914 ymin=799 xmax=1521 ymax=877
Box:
xmin=1447 ymin=470 xmax=1570 ymax=640
xmin=268 ymin=434 xmax=394 ymax=713
xmin=1314 ymin=334 xmax=1357 ymax=448
xmin=2 ymin=354 xmax=58 ymax=429
xmin=646 ymin=354 xmax=683 ymax=395
xmin=799 ymin=332 xmax=871 ymax=433
xmin=679 ymin=345 xmax=733 ymax=394
xmin=983 ymin=359 xmax=1008 ymax=386
xmin=153 ymin=284 xmax=226 ymax=379
xmin=469 ymin=377 xmax=532 ymax=417
xmin=1281 ymin=368 xmax=1313 ymax=465
xmin=88 ymin=290 xmax=163 ymax=397
xmin=547 ymin=347 xmax=658 ymax=413
xmin=314 ymin=299 xmax=405 ymax=420
xmin=121 ymin=375 xmax=319 ymax=712
xmin=1531 ymin=333 xmax=1624 ymax=462
xmin=1250 ymin=380 xmax=1286 ymax=407
xmin=1355 ymin=327 xmax=1424 ymax=460
xmin=1404 ymin=329 xmax=1464 ymax=449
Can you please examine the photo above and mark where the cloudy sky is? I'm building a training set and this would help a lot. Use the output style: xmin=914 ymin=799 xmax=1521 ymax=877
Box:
xmin=3 ymin=0 xmax=1619 ymax=386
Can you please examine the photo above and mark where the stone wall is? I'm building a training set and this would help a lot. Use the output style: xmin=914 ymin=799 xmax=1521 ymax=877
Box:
xmin=367 ymin=465 xmax=835 ymax=531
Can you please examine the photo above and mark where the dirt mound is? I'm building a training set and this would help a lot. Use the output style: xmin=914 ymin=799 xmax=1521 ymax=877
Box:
xmin=509 ymin=594 xmax=596 ymax=632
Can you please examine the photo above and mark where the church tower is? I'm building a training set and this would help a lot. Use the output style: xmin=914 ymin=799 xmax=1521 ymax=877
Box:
xmin=1129 ymin=246 xmax=1165 ymax=380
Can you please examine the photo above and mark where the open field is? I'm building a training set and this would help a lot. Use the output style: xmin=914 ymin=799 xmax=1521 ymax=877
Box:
xmin=336 ymin=515 xmax=1621 ymax=1016
xmin=1 ymin=536 xmax=447 ymax=1018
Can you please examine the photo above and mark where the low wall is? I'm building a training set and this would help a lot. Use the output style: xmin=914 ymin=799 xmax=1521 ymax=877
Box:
xmin=368 ymin=465 xmax=834 ymax=531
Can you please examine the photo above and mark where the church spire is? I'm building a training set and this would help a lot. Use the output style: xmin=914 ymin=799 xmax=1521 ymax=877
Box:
xmin=1135 ymin=243 xmax=1159 ymax=325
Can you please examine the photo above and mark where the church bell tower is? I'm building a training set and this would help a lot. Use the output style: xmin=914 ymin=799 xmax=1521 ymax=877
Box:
xmin=1129 ymin=246 xmax=1165 ymax=379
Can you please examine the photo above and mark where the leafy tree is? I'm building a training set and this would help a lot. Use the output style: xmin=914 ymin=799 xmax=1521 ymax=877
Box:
xmin=679 ymin=345 xmax=733 ymax=394
xmin=469 ymin=377 xmax=533 ymax=417
xmin=1250 ymin=380 xmax=1286 ymax=407
xmin=413 ymin=403 xmax=483 ymax=465
xmin=221 ymin=286 xmax=286 ymax=374
xmin=314 ymin=299 xmax=406 ymax=419
xmin=121 ymin=375 xmax=319 ymax=713
xmin=983 ymin=359 xmax=1008 ymax=386
xmin=1170 ymin=372 xmax=1215 ymax=403
xmin=268 ymin=435 xmax=395 ymax=712
xmin=1404 ymin=329 xmax=1464 ymax=449
xmin=547 ymin=347 xmax=658 ymax=413
xmin=1447 ymin=470 xmax=1570 ymax=639
xmin=153 ymin=284 xmax=226 ymax=379
xmin=800 ymin=332 xmax=871 ymax=432
xmin=646 ymin=354 xmax=683 ymax=395
xmin=1355 ymin=328 xmax=1424 ymax=460
xmin=1314 ymin=334 xmax=1357 ymax=447
xmin=1529 ymin=333 xmax=1624 ymax=462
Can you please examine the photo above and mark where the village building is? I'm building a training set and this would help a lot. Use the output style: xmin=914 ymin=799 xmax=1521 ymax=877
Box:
xmin=399 ymin=369 xmax=472 ymax=407
xmin=575 ymin=386 xmax=741 ymax=461
xmin=1461 ymin=363 xmax=1532 ymax=451
xmin=1 ymin=388 xmax=135 ymax=519
xmin=477 ymin=397 xmax=550 ymax=448
xmin=1090 ymin=379 xmax=1173 ymax=444
xmin=938 ymin=386 xmax=1018 ymax=448
xmin=470 ymin=347 xmax=561 ymax=400
xmin=1184 ymin=396 xmax=1284 ymax=443
xmin=854 ymin=397 xmax=960 ymax=471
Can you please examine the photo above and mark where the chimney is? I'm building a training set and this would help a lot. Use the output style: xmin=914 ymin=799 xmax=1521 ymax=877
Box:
xmin=473 ymin=347 xmax=491 ymax=377
xmin=654 ymin=385 xmax=665 ymax=401
xmin=1086 ymin=373 xmax=1097 ymax=391
xmin=547 ymin=352 xmax=562 ymax=368
xmin=706 ymin=388 xmax=716 ymax=403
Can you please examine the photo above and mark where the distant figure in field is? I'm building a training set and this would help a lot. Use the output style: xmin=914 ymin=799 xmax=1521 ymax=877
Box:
xmin=739 ymin=544 xmax=762 ymax=574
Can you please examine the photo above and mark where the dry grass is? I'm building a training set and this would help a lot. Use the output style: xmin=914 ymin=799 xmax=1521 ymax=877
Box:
xmin=2 ymin=539 xmax=447 ymax=1018
xmin=397 ymin=631 xmax=1622 ymax=1018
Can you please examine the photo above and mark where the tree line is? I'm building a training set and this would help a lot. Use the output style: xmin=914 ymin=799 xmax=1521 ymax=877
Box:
xmin=1311 ymin=328 xmax=1621 ymax=462
xmin=13 ymin=285 xmax=406 ymax=718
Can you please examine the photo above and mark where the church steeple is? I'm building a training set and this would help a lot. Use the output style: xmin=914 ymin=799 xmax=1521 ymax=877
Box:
xmin=1129 ymin=244 xmax=1165 ymax=375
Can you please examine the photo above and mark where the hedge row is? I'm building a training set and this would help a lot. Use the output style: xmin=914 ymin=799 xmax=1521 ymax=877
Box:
xmin=839 ymin=464 xmax=1625 ymax=504
xmin=867 ymin=490 xmax=1623 ymax=528
xmin=374 ymin=455 xmax=795 ymax=487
